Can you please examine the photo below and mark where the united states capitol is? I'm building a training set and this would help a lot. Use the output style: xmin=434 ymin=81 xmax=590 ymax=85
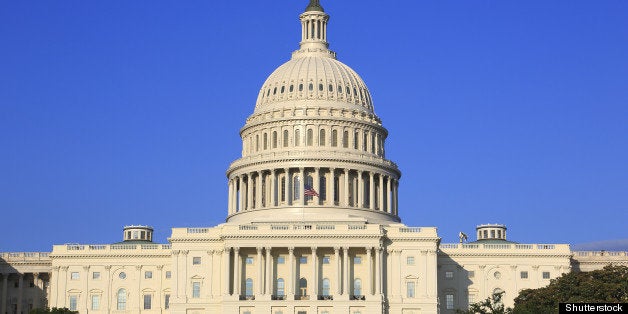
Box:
xmin=1 ymin=1 xmax=626 ymax=314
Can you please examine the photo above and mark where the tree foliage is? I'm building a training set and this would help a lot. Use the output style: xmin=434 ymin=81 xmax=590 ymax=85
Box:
xmin=512 ymin=265 xmax=628 ymax=314
xmin=30 ymin=308 xmax=78 ymax=314
xmin=456 ymin=291 xmax=512 ymax=314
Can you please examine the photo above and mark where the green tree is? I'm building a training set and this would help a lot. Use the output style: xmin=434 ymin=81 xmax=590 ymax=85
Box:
xmin=30 ymin=307 xmax=78 ymax=314
xmin=456 ymin=291 xmax=512 ymax=314
xmin=512 ymin=265 xmax=628 ymax=314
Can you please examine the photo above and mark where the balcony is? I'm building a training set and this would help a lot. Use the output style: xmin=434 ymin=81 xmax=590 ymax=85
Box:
xmin=240 ymin=295 xmax=255 ymax=301
xmin=295 ymin=295 xmax=310 ymax=300
xmin=272 ymin=295 xmax=286 ymax=300
xmin=318 ymin=295 xmax=334 ymax=300
xmin=351 ymin=295 xmax=366 ymax=300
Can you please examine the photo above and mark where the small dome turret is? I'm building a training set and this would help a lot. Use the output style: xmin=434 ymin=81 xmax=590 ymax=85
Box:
xmin=476 ymin=224 xmax=508 ymax=241
xmin=122 ymin=225 xmax=154 ymax=242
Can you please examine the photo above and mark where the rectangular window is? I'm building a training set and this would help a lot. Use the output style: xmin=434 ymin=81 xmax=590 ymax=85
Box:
xmin=164 ymin=294 xmax=170 ymax=309
xmin=192 ymin=257 xmax=201 ymax=265
xmin=542 ymin=271 xmax=550 ymax=279
xmin=468 ymin=271 xmax=475 ymax=278
xmin=407 ymin=256 xmax=415 ymax=265
xmin=91 ymin=295 xmax=100 ymax=310
xmin=69 ymin=295 xmax=78 ymax=311
xmin=520 ymin=271 xmax=528 ymax=279
xmin=445 ymin=271 xmax=454 ymax=279
xmin=92 ymin=272 xmax=100 ymax=280
xmin=468 ymin=294 xmax=475 ymax=305
xmin=165 ymin=271 xmax=172 ymax=279
xmin=322 ymin=256 xmax=330 ymax=264
xmin=353 ymin=256 xmax=362 ymax=264
xmin=192 ymin=282 xmax=201 ymax=298
xmin=446 ymin=294 xmax=454 ymax=309
xmin=406 ymin=282 xmax=415 ymax=298
xmin=70 ymin=272 xmax=79 ymax=280
xmin=299 ymin=256 xmax=307 ymax=264
xmin=142 ymin=271 xmax=151 ymax=279
xmin=277 ymin=256 xmax=285 ymax=264
xmin=245 ymin=257 xmax=254 ymax=264
xmin=143 ymin=294 xmax=152 ymax=310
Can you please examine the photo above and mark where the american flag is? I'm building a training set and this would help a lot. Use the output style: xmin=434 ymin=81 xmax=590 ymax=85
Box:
xmin=304 ymin=185 xmax=319 ymax=197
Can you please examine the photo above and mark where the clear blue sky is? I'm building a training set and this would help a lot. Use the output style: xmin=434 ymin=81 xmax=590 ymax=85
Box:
xmin=1 ymin=1 xmax=627 ymax=252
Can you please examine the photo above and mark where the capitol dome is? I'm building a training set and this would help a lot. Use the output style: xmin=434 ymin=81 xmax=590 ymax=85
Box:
xmin=225 ymin=0 xmax=401 ymax=225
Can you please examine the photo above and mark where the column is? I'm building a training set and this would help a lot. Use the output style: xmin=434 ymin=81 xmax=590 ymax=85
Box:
xmin=1 ymin=273 xmax=8 ymax=314
xmin=393 ymin=180 xmax=398 ymax=215
xmin=288 ymin=247 xmax=295 ymax=298
xmin=265 ymin=247 xmax=272 ymax=296
xmin=357 ymin=170 xmax=363 ymax=208
xmin=173 ymin=250 xmax=181 ymax=298
xmin=59 ymin=266 xmax=68 ymax=307
xmin=104 ymin=266 xmax=111 ymax=312
xmin=387 ymin=177 xmax=392 ymax=213
xmin=256 ymin=247 xmax=263 ymax=296
xmin=299 ymin=167 xmax=305 ymax=206
xmin=284 ymin=168 xmax=290 ymax=205
xmin=375 ymin=247 xmax=382 ymax=295
xmin=344 ymin=169 xmax=350 ymax=207
xmin=237 ymin=176 xmax=243 ymax=212
xmin=378 ymin=174 xmax=384 ymax=211
xmin=207 ymin=251 xmax=214 ymax=297
xmin=181 ymin=251 xmax=189 ymax=299
xmin=17 ymin=274 xmax=23 ymax=314
xmin=313 ymin=167 xmax=320 ymax=205
xmin=369 ymin=172 xmax=375 ymax=210
xmin=342 ymin=247 xmax=349 ymax=296
xmin=222 ymin=248 xmax=231 ymax=295
xmin=82 ymin=267 xmax=89 ymax=311
xmin=334 ymin=247 xmax=341 ymax=296
xmin=228 ymin=179 xmax=233 ymax=214
xmin=234 ymin=247 xmax=241 ymax=297
xmin=270 ymin=170 xmax=277 ymax=207
xmin=311 ymin=247 xmax=318 ymax=299
xmin=32 ymin=273 xmax=40 ymax=309
xmin=247 ymin=173 xmax=254 ymax=210
xmin=366 ymin=248 xmax=373 ymax=296
xmin=396 ymin=250 xmax=403 ymax=297
xmin=329 ymin=168 xmax=336 ymax=206
xmin=256 ymin=171 xmax=263 ymax=209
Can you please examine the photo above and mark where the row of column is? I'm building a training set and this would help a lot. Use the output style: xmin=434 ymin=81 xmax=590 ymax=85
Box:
xmin=0 ymin=272 xmax=47 ymax=314
xmin=228 ymin=167 xmax=399 ymax=215
xmin=221 ymin=246 xmax=383 ymax=300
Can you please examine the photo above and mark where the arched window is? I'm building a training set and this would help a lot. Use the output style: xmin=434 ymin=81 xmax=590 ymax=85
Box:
xmin=319 ymin=83 xmax=323 ymax=91
xmin=280 ymin=176 xmax=286 ymax=202
xmin=280 ymin=86 xmax=285 ymax=94
xmin=273 ymin=87 xmax=277 ymax=95
xmin=319 ymin=129 xmax=326 ymax=146
xmin=364 ymin=178 xmax=369 ymax=208
xmin=308 ymin=83 xmax=313 ymax=91
xmin=319 ymin=175 xmax=326 ymax=201
xmin=363 ymin=131 xmax=368 ymax=151
xmin=306 ymin=129 xmax=313 ymax=146
xmin=117 ymin=288 xmax=127 ymax=310
xmin=342 ymin=131 xmax=349 ymax=148
xmin=331 ymin=129 xmax=338 ymax=147
xmin=354 ymin=130 xmax=359 ymax=149
xmin=322 ymin=278 xmax=331 ymax=296
xmin=255 ymin=134 xmax=259 ymax=151
xmin=299 ymin=278 xmax=308 ymax=296
xmin=272 ymin=131 xmax=277 ymax=149
xmin=338 ymin=85 xmax=343 ymax=93
xmin=328 ymin=84 xmax=333 ymax=92
xmin=295 ymin=129 xmax=300 ymax=146
xmin=305 ymin=175 xmax=314 ymax=201
xmin=263 ymin=133 xmax=268 ymax=150
xmin=353 ymin=278 xmax=362 ymax=296
xmin=245 ymin=278 xmax=253 ymax=297
xmin=283 ymin=130 xmax=289 ymax=147
xmin=276 ymin=278 xmax=285 ymax=297
xmin=289 ymin=84 xmax=294 ymax=92
xmin=293 ymin=176 xmax=300 ymax=201
xmin=299 ymin=83 xmax=303 ymax=91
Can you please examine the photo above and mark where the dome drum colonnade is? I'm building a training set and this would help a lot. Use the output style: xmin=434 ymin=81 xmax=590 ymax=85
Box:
xmin=225 ymin=0 xmax=401 ymax=224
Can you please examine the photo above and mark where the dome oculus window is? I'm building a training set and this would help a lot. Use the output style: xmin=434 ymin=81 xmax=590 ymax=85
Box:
xmin=308 ymin=83 xmax=313 ymax=91
xmin=319 ymin=83 xmax=323 ymax=91
xmin=299 ymin=84 xmax=303 ymax=91
xmin=289 ymin=85 xmax=294 ymax=92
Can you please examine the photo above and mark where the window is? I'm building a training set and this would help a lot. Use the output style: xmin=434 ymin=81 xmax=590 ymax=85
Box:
xmin=319 ymin=129 xmax=326 ymax=146
xmin=406 ymin=281 xmax=415 ymax=298
xmin=70 ymin=272 xmax=79 ymax=280
xmin=193 ymin=257 xmax=201 ymax=265
xmin=92 ymin=272 xmax=100 ymax=280
xmin=69 ymin=295 xmax=78 ymax=311
xmin=143 ymin=294 xmax=152 ymax=310
xmin=293 ymin=176 xmax=300 ymax=200
xmin=407 ymin=256 xmax=415 ymax=265
xmin=119 ymin=272 xmax=126 ymax=279
xmin=283 ymin=130 xmax=289 ymax=147
xmin=277 ymin=256 xmax=285 ymax=264
xmin=245 ymin=278 xmax=254 ymax=296
xmin=353 ymin=256 xmax=362 ymax=264
xmin=165 ymin=271 xmax=172 ymax=279
xmin=353 ymin=278 xmax=362 ymax=296
xmin=468 ymin=271 xmax=475 ymax=278
xmin=299 ymin=256 xmax=307 ymax=264
xmin=494 ymin=271 xmax=501 ymax=279
xmin=307 ymin=129 xmax=313 ymax=146
xmin=272 ymin=131 xmax=277 ymax=148
xmin=263 ymin=133 xmax=268 ymax=150
xmin=543 ymin=271 xmax=550 ymax=279
xmin=117 ymin=289 xmax=127 ymax=310
xmin=289 ymin=85 xmax=294 ymax=92
xmin=133 ymin=231 xmax=139 ymax=239
xmin=445 ymin=271 xmax=453 ymax=279
xmin=192 ymin=282 xmax=201 ymax=298
xmin=276 ymin=278 xmax=285 ymax=296
xmin=319 ymin=175 xmax=327 ymax=201
xmin=520 ymin=271 xmax=528 ymax=279
xmin=322 ymin=256 xmax=330 ymax=264
xmin=446 ymin=294 xmax=454 ymax=309
xmin=145 ymin=271 xmax=153 ymax=279
xmin=299 ymin=83 xmax=303 ymax=91
xmin=164 ymin=294 xmax=170 ymax=309
xmin=295 ymin=129 xmax=300 ymax=146
xmin=299 ymin=278 xmax=308 ymax=296
xmin=322 ymin=278 xmax=330 ymax=296
xmin=331 ymin=130 xmax=338 ymax=147
xmin=343 ymin=130 xmax=349 ymax=148
xmin=245 ymin=257 xmax=254 ymax=264
xmin=468 ymin=293 xmax=476 ymax=305
xmin=91 ymin=295 xmax=100 ymax=310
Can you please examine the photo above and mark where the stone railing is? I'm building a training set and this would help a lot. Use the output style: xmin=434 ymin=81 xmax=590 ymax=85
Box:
xmin=439 ymin=243 xmax=570 ymax=252
xmin=52 ymin=244 xmax=172 ymax=254
xmin=0 ymin=252 xmax=51 ymax=261
xmin=574 ymin=251 xmax=628 ymax=257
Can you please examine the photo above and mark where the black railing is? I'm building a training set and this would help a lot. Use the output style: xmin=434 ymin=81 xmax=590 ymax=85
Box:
xmin=272 ymin=295 xmax=286 ymax=300
xmin=239 ymin=295 xmax=255 ymax=300
xmin=296 ymin=294 xmax=310 ymax=300
xmin=351 ymin=295 xmax=366 ymax=300
xmin=319 ymin=295 xmax=334 ymax=300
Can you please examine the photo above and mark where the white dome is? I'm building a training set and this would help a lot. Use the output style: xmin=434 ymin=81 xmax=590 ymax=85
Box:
xmin=255 ymin=55 xmax=374 ymax=114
